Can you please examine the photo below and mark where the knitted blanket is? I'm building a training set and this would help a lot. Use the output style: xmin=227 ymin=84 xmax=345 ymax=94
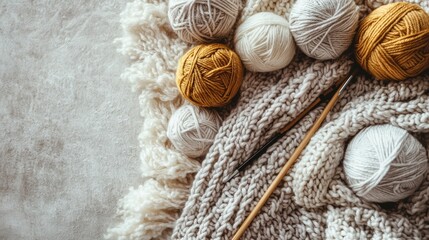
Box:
xmin=108 ymin=0 xmax=429 ymax=239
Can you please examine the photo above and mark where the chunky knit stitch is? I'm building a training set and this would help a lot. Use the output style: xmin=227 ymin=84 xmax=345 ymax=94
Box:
xmin=172 ymin=60 xmax=429 ymax=239
xmin=109 ymin=0 xmax=429 ymax=239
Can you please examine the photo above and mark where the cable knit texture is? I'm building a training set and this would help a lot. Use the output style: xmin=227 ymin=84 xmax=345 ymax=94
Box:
xmin=110 ymin=0 xmax=429 ymax=239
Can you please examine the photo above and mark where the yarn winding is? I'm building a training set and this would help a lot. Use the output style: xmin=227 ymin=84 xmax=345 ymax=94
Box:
xmin=289 ymin=0 xmax=359 ymax=60
xmin=168 ymin=0 xmax=241 ymax=43
xmin=176 ymin=43 xmax=243 ymax=107
xmin=355 ymin=2 xmax=429 ymax=81
xmin=234 ymin=12 xmax=296 ymax=72
xmin=343 ymin=124 xmax=428 ymax=203
xmin=167 ymin=104 xmax=222 ymax=158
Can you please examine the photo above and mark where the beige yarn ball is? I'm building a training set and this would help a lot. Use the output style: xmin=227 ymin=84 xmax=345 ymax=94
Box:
xmin=343 ymin=125 xmax=428 ymax=203
xmin=289 ymin=0 xmax=359 ymax=60
xmin=168 ymin=0 xmax=241 ymax=43
xmin=234 ymin=12 xmax=296 ymax=72
xmin=167 ymin=105 xmax=222 ymax=158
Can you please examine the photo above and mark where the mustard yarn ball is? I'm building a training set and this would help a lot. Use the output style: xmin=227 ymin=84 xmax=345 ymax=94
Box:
xmin=234 ymin=12 xmax=296 ymax=72
xmin=168 ymin=0 xmax=241 ymax=43
xmin=355 ymin=2 xmax=429 ymax=81
xmin=176 ymin=43 xmax=243 ymax=107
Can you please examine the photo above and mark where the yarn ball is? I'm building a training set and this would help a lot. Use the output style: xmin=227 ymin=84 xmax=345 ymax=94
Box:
xmin=168 ymin=0 xmax=241 ymax=43
xmin=233 ymin=12 xmax=296 ymax=72
xmin=355 ymin=2 xmax=429 ymax=81
xmin=176 ymin=43 xmax=243 ymax=107
xmin=167 ymin=105 xmax=222 ymax=158
xmin=343 ymin=124 xmax=428 ymax=203
xmin=289 ymin=0 xmax=359 ymax=60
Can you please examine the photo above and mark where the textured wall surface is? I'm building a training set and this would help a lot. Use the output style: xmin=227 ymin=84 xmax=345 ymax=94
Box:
xmin=0 ymin=1 xmax=142 ymax=239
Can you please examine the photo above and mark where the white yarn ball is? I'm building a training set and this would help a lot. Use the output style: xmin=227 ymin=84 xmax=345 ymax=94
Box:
xmin=167 ymin=105 xmax=222 ymax=158
xmin=343 ymin=124 xmax=428 ymax=203
xmin=234 ymin=12 xmax=296 ymax=72
xmin=289 ymin=0 xmax=359 ymax=60
xmin=168 ymin=0 xmax=240 ymax=43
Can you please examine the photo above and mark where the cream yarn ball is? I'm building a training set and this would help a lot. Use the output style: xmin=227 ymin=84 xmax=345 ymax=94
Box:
xmin=167 ymin=105 xmax=222 ymax=158
xmin=343 ymin=125 xmax=428 ymax=203
xmin=289 ymin=0 xmax=359 ymax=60
xmin=234 ymin=12 xmax=296 ymax=72
xmin=168 ymin=0 xmax=240 ymax=43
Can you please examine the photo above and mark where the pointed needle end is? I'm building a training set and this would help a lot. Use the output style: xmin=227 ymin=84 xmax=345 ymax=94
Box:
xmin=224 ymin=170 xmax=239 ymax=183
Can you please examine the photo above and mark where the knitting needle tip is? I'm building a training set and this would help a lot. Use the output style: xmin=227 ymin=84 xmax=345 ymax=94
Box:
xmin=225 ymin=170 xmax=239 ymax=183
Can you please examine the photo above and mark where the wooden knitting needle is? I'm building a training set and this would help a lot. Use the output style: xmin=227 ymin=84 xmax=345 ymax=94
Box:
xmin=231 ymin=72 xmax=355 ymax=240
xmin=225 ymin=74 xmax=348 ymax=183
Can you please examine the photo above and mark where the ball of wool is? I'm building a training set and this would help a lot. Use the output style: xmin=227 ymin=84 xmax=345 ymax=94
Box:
xmin=355 ymin=2 xmax=429 ymax=81
xmin=233 ymin=12 xmax=296 ymax=72
xmin=167 ymin=105 xmax=222 ymax=158
xmin=168 ymin=0 xmax=241 ymax=43
xmin=176 ymin=43 xmax=243 ymax=107
xmin=289 ymin=0 xmax=359 ymax=60
xmin=343 ymin=124 xmax=428 ymax=203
